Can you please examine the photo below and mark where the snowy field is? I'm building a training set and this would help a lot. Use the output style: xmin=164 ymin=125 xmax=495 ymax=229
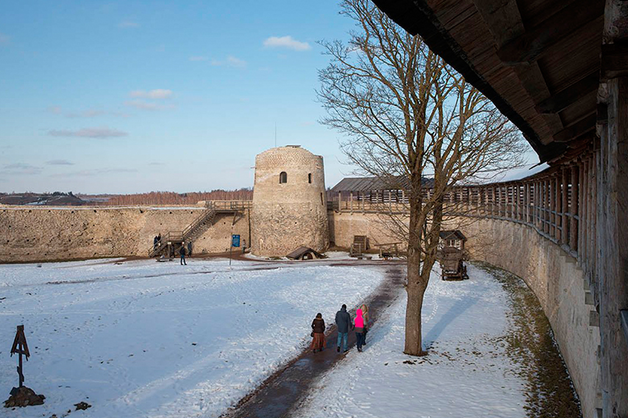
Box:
xmin=0 ymin=257 xmax=387 ymax=418
xmin=295 ymin=263 xmax=528 ymax=418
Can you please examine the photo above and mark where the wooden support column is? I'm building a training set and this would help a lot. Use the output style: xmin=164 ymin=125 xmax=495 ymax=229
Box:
xmin=524 ymin=182 xmax=530 ymax=224
xmin=598 ymin=72 xmax=628 ymax=416
xmin=570 ymin=165 xmax=578 ymax=251
xmin=561 ymin=167 xmax=568 ymax=244
xmin=580 ymin=159 xmax=587 ymax=263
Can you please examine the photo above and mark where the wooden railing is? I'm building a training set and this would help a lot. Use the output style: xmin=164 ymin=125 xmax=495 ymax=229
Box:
xmin=329 ymin=155 xmax=598 ymax=292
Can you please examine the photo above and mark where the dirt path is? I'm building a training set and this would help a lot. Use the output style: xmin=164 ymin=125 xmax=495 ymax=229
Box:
xmin=221 ymin=263 xmax=405 ymax=418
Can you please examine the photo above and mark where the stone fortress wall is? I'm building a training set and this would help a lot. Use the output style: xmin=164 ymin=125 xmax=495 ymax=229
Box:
xmin=0 ymin=146 xmax=600 ymax=416
xmin=330 ymin=210 xmax=600 ymax=418
xmin=251 ymin=146 xmax=329 ymax=256
xmin=0 ymin=206 xmax=250 ymax=263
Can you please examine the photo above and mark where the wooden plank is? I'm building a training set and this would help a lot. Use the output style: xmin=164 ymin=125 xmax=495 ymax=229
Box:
xmin=553 ymin=113 xmax=597 ymax=142
xmin=561 ymin=167 xmax=568 ymax=244
xmin=601 ymin=43 xmax=628 ymax=80
xmin=497 ymin=0 xmax=604 ymax=64
xmin=536 ymin=71 xmax=600 ymax=114
xmin=570 ymin=165 xmax=578 ymax=251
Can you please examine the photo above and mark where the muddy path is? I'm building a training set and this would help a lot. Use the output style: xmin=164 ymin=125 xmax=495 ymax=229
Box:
xmin=221 ymin=264 xmax=406 ymax=418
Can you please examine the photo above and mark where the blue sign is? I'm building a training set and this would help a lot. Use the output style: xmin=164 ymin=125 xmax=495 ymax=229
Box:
xmin=232 ymin=234 xmax=240 ymax=247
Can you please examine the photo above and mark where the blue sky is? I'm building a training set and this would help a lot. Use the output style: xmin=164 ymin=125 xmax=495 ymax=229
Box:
xmin=0 ymin=1 xmax=364 ymax=194
xmin=0 ymin=1 xmax=537 ymax=194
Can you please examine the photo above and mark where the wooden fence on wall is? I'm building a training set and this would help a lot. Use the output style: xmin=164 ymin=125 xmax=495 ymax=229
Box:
xmin=329 ymin=152 xmax=599 ymax=302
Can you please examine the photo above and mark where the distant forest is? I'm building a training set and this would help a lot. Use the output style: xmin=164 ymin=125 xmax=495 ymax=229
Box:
xmin=103 ymin=189 xmax=253 ymax=206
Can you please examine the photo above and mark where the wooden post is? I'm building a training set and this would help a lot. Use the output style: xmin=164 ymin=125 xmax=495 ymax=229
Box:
xmin=570 ymin=165 xmax=578 ymax=251
xmin=350 ymin=192 xmax=353 ymax=214
xmin=561 ymin=168 xmax=568 ymax=244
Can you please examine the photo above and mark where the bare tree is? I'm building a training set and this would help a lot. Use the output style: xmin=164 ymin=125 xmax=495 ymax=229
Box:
xmin=318 ymin=0 xmax=525 ymax=355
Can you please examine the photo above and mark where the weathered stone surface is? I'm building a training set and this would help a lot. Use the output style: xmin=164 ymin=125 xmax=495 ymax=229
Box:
xmin=0 ymin=206 xmax=250 ymax=262
xmin=251 ymin=147 xmax=329 ymax=256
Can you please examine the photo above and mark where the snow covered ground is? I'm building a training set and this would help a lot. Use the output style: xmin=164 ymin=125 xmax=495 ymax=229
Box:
xmin=0 ymin=258 xmax=387 ymax=418
xmin=295 ymin=263 xmax=528 ymax=418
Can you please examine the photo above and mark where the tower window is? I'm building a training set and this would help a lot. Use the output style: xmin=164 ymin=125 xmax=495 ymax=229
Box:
xmin=308 ymin=173 xmax=312 ymax=183
xmin=279 ymin=171 xmax=287 ymax=184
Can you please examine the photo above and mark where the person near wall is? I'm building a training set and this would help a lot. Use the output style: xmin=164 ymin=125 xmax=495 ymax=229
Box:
xmin=359 ymin=303 xmax=369 ymax=344
xmin=354 ymin=308 xmax=365 ymax=352
xmin=179 ymin=242 xmax=187 ymax=265
xmin=311 ymin=313 xmax=326 ymax=353
xmin=153 ymin=235 xmax=159 ymax=250
xmin=187 ymin=241 xmax=193 ymax=257
xmin=335 ymin=304 xmax=352 ymax=353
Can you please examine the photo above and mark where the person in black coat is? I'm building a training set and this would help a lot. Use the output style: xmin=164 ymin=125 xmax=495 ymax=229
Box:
xmin=179 ymin=242 xmax=187 ymax=265
xmin=335 ymin=304 xmax=353 ymax=352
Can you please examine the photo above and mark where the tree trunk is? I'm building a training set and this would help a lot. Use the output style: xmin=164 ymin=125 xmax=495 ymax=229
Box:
xmin=404 ymin=267 xmax=427 ymax=355
xmin=404 ymin=186 xmax=427 ymax=356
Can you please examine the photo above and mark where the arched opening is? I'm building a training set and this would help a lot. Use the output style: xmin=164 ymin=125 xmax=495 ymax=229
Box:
xmin=279 ymin=171 xmax=287 ymax=184
xmin=308 ymin=173 xmax=312 ymax=183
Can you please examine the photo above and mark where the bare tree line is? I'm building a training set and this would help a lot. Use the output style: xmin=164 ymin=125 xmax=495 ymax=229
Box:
xmin=102 ymin=189 xmax=253 ymax=206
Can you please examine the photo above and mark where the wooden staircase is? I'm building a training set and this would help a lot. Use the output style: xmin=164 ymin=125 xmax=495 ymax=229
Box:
xmin=148 ymin=201 xmax=251 ymax=257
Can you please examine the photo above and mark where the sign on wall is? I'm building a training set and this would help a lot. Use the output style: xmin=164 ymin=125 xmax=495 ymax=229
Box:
xmin=232 ymin=234 xmax=240 ymax=248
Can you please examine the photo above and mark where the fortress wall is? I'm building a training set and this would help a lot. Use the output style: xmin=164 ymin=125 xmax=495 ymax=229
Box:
xmin=463 ymin=218 xmax=600 ymax=418
xmin=329 ymin=210 xmax=406 ymax=249
xmin=330 ymin=211 xmax=600 ymax=416
xmin=0 ymin=206 xmax=250 ymax=263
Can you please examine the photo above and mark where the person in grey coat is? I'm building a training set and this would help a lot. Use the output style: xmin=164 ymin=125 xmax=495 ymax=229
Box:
xmin=335 ymin=304 xmax=353 ymax=352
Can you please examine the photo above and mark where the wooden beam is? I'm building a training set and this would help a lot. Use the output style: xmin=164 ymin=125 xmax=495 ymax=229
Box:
xmin=553 ymin=113 xmax=597 ymax=142
xmin=497 ymin=0 xmax=604 ymax=64
xmin=601 ymin=43 xmax=628 ymax=80
xmin=536 ymin=72 xmax=600 ymax=114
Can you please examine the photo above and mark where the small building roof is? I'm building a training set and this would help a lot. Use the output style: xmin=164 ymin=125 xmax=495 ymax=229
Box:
xmin=439 ymin=230 xmax=467 ymax=241
xmin=331 ymin=176 xmax=434 ymax=192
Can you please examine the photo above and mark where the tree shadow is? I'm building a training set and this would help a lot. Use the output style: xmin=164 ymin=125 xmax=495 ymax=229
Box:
xmin=423 ymin=296 xmax=479 ymax=350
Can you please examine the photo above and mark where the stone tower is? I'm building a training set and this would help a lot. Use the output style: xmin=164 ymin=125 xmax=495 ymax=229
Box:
xmin=252 ymin=146 xmax=329 ymax=257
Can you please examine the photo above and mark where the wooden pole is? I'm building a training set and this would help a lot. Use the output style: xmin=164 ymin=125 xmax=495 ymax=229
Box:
xmin=561 ymin=168 xmax=568 ymax=244
xmin=570 ymin=165 xmax=578 ymax=251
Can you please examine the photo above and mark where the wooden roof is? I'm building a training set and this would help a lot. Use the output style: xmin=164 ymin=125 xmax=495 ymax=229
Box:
xmin=331 ymin=176 xmax=434 ymax=192
xmin=373 ymin=0 xmax=604 ymax=163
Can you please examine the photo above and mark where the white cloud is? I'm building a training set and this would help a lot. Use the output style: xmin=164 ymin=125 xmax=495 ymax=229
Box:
xmin=129 ymin=89 xmax=173 ymax=99
xmin=66 ymin=109 xmax=106 ymax=118
xmin=263 ymin=36 xmax=310 ymax=51
xmin=48 ymin=127 xmax=128 ymax=139
xmin=189 ymin=56 xmax=209 ymax=62
xmin=52 ymin=168 xmax=137 ymax=178
xmin=119 ymin=21 xmax=139 ymax=28
xmin=46 ymin=159 xmax=74 ymax=166
xmin=2 ymin=163 xmax=42 ymax=175
xmin=0 ymin=32 xmax=10 ymax=45
xmin=211 ymin=56 xmax=247 ymax=68
xmin=124 ymin=100 xmax=174 ymax=111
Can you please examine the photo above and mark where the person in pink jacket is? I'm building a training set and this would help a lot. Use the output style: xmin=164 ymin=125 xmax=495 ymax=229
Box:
xmin=354 ymin=308 xmax=365 ymax=352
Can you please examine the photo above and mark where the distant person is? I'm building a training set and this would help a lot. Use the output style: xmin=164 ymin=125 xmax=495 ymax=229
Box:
xmin=153 ymin=235 xmax=159 ymax=250
xmin=335 ymin=304 xmax=352 ymax=353
xmin=311 ymin=313 xmax=326 ymax=353
xmin=179 ymin=242 xmax=187 ymax=265
xmin=354 ymin=308 xmax=365 ymax=352
xmin=360 ymin=303 xmax=369 ymax=344
xmin=242 ymin=238 xmax=247 ymax=254
xmin=187 ymin=241 xmax=193 ymax=257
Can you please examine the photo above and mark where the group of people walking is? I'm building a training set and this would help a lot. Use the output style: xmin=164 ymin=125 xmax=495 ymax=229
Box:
xmin=310 ymin=303 xmax=369 ymax=353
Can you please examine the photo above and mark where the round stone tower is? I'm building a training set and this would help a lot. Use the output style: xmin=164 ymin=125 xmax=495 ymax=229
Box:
xmin=252 ymin=146 xmax=329 ymax=257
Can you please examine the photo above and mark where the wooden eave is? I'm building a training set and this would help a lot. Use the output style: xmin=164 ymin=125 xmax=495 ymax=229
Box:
xmin=373 ymin=0 xmax=605 ymax=164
